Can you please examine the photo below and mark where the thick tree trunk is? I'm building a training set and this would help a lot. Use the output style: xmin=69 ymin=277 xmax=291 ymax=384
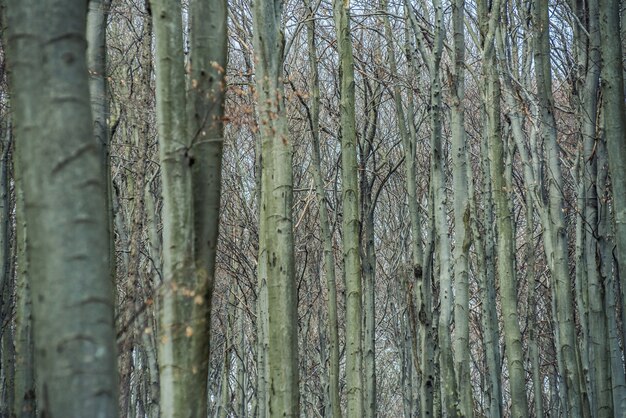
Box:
xmin=13 ymin=165 xmax=35 ymax=418
xmin=150 ymin=0 xmax=227 ymax=414
xmin=599 ymin=0 xmax=626 ymax=379
xmin=5 ymin=1 xmax=118 ymax=416
xmin=253 ymin=1 xmax=300 ymax=416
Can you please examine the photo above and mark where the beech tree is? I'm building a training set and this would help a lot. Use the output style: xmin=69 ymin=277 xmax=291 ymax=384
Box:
xmin=5 ymin=0 xmax=118 ymax=416
xmin=149 ymin=0 xmax=227 ymax=415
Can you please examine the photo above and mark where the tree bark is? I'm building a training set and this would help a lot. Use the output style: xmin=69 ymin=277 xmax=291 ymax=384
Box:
xmin=252 ymin=0 xmax=300 ymax=415
xmin=450 ymin=0 xmax=473 ymax=414
xmin=599 ymin=0 xmax=626 ymax=383
xmin=304 ymin=1 xmax=342 ymax=415
xmin=332 ymin=1 xmax=363 ymax=416
xmin=5 ymin=1 xmax=118 ymax=416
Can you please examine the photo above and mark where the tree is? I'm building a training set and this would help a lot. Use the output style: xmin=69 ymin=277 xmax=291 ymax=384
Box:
xmin=303 ymin=1 xmax=342 ymax=415
xmin=333 ymin=0 xmax=363 ymax=415
xmin=149 ymin=0 xmax=227 ymax=415
xmin=252 ymin=0 xmax=300 ymax=416
xmin=5 ymin=0 xmax=118 ymax=415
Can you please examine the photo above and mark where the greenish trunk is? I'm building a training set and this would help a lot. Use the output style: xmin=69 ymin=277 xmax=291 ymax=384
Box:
xmin=485 ymin=60 xmax=528 ymax=418
xmin=256 ymin=94 xmax=269 ymax=418
xmin=599 ymin=0 xmax=626 ymax=379
xmin=362 ymin=190 xmax=376 ymax=418
xmin=252 ymin=1 xmax=300 ymax=415
xmin=13 ymin=165 xmax=35 ymax=418
xmin=597 ymin=135 xmax=626 ymax=413
xmin=469 ymin=128 xmax=502 ymax=418
xmin=360 ymin=76 xmax=380 ymax=418
xmin=151 ymin=1 xmax=200 ymax=415
xmin=6 ymin=1 xmax=118 ymax=416
xmin=143 ymin=184 xmax=161 ymax=418
xmin=304 ymin=2 xmax=342 ymax=415
xmin=187 ymin=0 xmax=228 ymax=362
xmin=430 ymin=1 xmax=457 ymax=414
xmin=481 ymin=6 xmax=528 ymax=410
xmin=579 ymin=2 xmax=613 ymax=413
xmin=150 ymin=0 xmax=227 ymax=414
xmin=450 ymin=0 xmax=472 ymax=414
xmin=0 ymin=127 xmax=14 ymax=417
xmin=255 ymin=267 xmax=269 ymax=418
xmin=332 ymin=1 xmax=363 ymax=415
xmin=407 ymin=0 xmax=458 ymax=413
xmin=533 ymin=0 xmax=589 ymax=414
xmin=383 ymin=6 xmax=425 ymax=415
xmin=525 ymin=193 xmax=543 ymax=418
xmin=86 ymin=0 xmax=114 ymax=285
xmin=403 ymin=7 xmax=435 ymax=415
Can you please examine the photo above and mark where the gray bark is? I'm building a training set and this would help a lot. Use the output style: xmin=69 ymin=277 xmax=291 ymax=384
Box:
xmin=303 ymin=1 xmax=342 ymax=415
xmin=332 ymin=1 xmax=364 ymax=415
xmin=5 ymin=1 xmax=118 ymax=416
xmin=450 ymin=0 xmax=473 ymax=414
xmin=253 ymin=0 xmax=300 ymax=415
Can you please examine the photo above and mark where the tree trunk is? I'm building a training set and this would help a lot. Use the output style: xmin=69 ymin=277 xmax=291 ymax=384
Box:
xmin=5 ymin=1 xmax=118 ymax=416
xmin=304 ymin=1 xmax=342 ymax=415
xmin=332 ymin=1 xmax=363 ymax=416
xmin=450 ymin=0 xmax=473 ymax=414
xmin=599 ymin=0 xmax=626 ymax=378
xmin=533 ymin=0 xmax=590 ymax=414
xmin=150 ymin=0 xmax=227 ymax=414
xmin=252 ymin=0 xmax=300 ymax=415
xmin=13 ymin=162 xmax=35 ymax=418
xmin=480 ymin=2 xmax=528 ymax=412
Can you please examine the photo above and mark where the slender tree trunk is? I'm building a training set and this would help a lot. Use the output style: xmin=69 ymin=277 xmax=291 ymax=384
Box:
xmin=533 ymin=0 xmax=590 ymax=414
xmin=576 ymin=1 xmax=613 ymax=413
xmin=525 ymin=195 xmax=544 ymax=418
xmin=86 ymin=0 xmax=114 ymax=283
xmin=304 ymin=1 xmax=342 ymax=415
xmin=485 ymin=56 xmax=528 ymax=418
xmin=480 ymin=2 xmax=528 ymax=412
xmin=332 ymin=1 xmax=363 ymax=415
xmin=597 ymin=133 xmax=626 ymax=413
xmin=450 ymin=0 xmax=473 ymax=414
xmin=469 ymin=126 xmax=502 ymax=418
xmin=403 ymin=8 xmax=437 ymax=415
xmin=406 ymin=1 xmax=458 ymax=414
xmin=382 ymin=6 xmax=426 ymax=416
xmin=360 ymin=75 xmax=381 ymax=418
xmin=0 ymin=132 xmax=14 ymax=417
xmin=429 ymin=0 xmax=458 ymax=413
